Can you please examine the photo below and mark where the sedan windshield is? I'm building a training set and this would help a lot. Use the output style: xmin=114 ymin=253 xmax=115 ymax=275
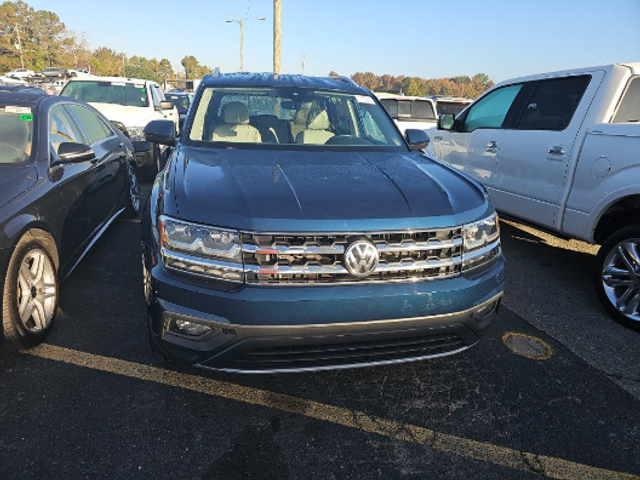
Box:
xmin=61 ymin=81 xmax=149 ymax=107
xmin=0 ymin=107 xmax=33 ymax=164
xmin=187 ymin=87 xmax=406 ymax=151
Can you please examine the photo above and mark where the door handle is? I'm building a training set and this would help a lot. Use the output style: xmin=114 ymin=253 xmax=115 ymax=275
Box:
xmin=547 ymin=145 xmax=566 ymax=161
xmin=485 ymin=140 xmax=498 ymax=153
xmin=118 ymin=142 xmax=125 ymax=148
xmin=548 ymin=146 xmax=565 ymax=156
xmin=433 ymin=136 xmax=443 ymax=141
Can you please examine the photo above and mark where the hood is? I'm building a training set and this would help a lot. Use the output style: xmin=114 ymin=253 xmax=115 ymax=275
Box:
xmin=171 ymin=148 xmax=489 ymax=232
xmin=87 ymin=103 xmax=153 ymax=128
xmin=0 ymin=164 xmax=37 ymax=210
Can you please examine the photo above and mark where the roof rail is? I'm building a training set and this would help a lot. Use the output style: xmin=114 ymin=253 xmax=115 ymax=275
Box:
xmin=328 ymin=75 xmax=358 ymax=86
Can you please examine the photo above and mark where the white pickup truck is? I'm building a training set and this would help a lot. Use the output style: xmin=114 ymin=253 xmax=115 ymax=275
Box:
xmin=430 ymin=63 xmax=640 ymax=329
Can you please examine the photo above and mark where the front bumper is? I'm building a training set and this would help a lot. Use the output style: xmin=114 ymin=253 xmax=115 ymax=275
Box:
xmin=145 ymin=245 xmax=505 ymax=373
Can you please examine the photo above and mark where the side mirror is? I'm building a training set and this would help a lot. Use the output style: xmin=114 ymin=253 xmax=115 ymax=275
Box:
xmin=144 ymin=120 xmax=176 ymax=146
xmin=55 ymin=142 xmax=95 ymax=164
xmin=438 ymin=113 xmax=455 ymax=131
xmin=159 ymin=101 xmax=174 ymax=111
xmin=405 ymin=129 xmax=430 ymax=152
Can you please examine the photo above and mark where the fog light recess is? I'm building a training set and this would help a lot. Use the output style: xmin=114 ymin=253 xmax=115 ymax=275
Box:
xmin=172 ymin=319 xmax=213 ymax=336
xmin=474 ymin=300 xmax=498 ymax=320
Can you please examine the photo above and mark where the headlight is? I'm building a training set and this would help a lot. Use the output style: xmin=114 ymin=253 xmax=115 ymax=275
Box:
xmin=159 ymin=216 xmax=243 ymax=282
xmin=128 ymin=127 xmax=144 ymax=141
xmin=462 ymin=213 xmax=501 ymax=271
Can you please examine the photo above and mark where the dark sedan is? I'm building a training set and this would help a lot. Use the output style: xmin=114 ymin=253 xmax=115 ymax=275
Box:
xmin=0 ymin=91 xmax=141 ymax=349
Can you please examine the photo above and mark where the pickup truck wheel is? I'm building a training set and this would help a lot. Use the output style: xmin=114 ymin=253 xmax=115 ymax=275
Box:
xmin=2 ymin=232 xmax=59 ymax=350
xmin=595 ymin=225 xmax=640 ymax=330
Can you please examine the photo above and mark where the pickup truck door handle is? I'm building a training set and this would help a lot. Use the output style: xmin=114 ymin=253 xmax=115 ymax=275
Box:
xmin=433 ymin=136 xmax=443 ymax=141
xmin=547 ymin=145 xmax=566 ymax=161
xmin=485 ymin=141 xmax=498 ymax=153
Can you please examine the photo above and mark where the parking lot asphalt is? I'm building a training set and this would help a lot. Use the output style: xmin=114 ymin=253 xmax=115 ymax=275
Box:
xmin=1 ymin=182 xmax=639 ymax=480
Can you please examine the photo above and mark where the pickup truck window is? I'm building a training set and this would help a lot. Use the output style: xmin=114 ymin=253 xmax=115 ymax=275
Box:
xmin=461 ymin=84 xmax=522 ymax=132
xmin=61 ymin=81 xmax=150 ymax=108
xmin=613 ymin=77 xmax=640 ymax=123
xmin=516 ymin=75 xmax=590 ymax=131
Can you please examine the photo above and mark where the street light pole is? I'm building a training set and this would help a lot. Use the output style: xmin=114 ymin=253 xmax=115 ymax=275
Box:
xmin=273 ymin=0 xmax=281 ymax=74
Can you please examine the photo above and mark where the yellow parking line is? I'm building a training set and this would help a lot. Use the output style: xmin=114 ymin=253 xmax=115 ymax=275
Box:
xmin=25 ymin=344 xmax=640 ymax=480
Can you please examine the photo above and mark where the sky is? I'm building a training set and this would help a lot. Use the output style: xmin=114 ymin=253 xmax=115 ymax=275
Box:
xmin=25 ymin=0 xmax=640 ymax=82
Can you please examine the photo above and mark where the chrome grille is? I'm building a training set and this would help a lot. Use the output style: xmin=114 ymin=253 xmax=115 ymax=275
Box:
xmin=242 ymin=229 xmax=463 ymax=285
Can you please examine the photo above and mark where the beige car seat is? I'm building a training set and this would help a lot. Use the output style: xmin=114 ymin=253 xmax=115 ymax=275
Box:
xmin=295 ymin=110 xmax=335 ymax=145
xmin=212 ymin=102 xmax=262 ymax=143
xmin=290 ymin=108 xmax=309 ymax=141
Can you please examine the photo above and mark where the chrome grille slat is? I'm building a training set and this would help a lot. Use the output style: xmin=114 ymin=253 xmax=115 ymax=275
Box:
xmin=242 ymin=229 xmax=463 ymax=285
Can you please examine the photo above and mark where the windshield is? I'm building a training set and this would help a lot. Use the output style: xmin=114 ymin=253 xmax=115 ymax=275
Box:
xmin=61 ymin=81 xmax=149 ymax=107
xmin=165 ymin=93 xmax=190 ymax=110
xmin=0 ymin=106 xmax=33 ymax=164
xmin=380 ymin=99 xmax=436 ymax=122
xmin=187 ymin=87 xmax=406 ymax=151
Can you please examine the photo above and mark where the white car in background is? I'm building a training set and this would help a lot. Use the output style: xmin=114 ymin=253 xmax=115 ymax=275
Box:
xmin=60 ymin=76 xmax=179 ymax=174
xmin=66 ymin=69 xmax=91 ymax=78
xmin=375 ymin=93 xmax=438 ymax=134
xmin=4 ymin=68 xmax=35 ymax=79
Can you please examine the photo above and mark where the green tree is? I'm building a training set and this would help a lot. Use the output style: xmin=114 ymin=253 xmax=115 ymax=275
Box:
xmin=181 ymin=55 xmax=212 ymax=79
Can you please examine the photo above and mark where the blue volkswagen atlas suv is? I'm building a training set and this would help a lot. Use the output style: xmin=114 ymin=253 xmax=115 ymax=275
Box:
xmin=141 ymin=73 xmax=505 ymax=373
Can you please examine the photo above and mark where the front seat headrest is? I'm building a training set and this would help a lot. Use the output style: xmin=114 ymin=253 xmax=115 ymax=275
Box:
xmin=223 ymin=102 xmax=250 ymax=125
xmin=307 ymin=110 xmax=330 ymax=130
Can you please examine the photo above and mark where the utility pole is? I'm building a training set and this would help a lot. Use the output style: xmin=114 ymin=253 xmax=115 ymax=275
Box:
xmin=273 ymin=0 xmax=281 ymax=74
xmin=15 ymin=25 xmax=24 ymax=69
xmin=227 ymin=15 xmax=264 ymax=72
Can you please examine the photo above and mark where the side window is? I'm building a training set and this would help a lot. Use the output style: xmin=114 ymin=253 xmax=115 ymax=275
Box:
xmin=462 ymin=84 xmax=522 ymax=132
xmin=49 ymin=105 xmax=84 ymax=153
xmin=67 ymin=105 xmax=113 ymax=144
xmin=613 ymin=77 xmax=640 ymax=123
xmin=516 ymin=76 xmax=591 ymax=131
xmin=150 ymin=85 xmax=162 ymax=107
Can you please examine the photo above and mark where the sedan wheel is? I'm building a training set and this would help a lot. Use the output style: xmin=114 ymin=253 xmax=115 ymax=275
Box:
xmin=124 ymin=163 xmax=141 ymax=218
xmin=595 ymin=225 xmax=640 ymax=330
xmin=16 ymin=249 xmax=57 ymax=333
xmin=2 ymin=231 xmax=59 ymax=349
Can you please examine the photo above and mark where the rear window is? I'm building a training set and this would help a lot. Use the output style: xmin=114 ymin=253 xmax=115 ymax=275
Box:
xmin=436 ymin=101 xmax=470 ymax=116
xmin=379 ymin=99 xmax=435 ymax=121
xmin=516 ymin=76 xmax=591 ymax=131
xmin=61 ymin=81 xmax=149 ymax=108
xmin=612 ymin=77 xmax=640 ymax=123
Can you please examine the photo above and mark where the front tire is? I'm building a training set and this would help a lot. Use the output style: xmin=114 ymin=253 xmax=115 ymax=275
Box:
xmin=2 ymin=231 xmax=59 ymax=350
xmin=595 ymin=225 xmax=640 ymax=330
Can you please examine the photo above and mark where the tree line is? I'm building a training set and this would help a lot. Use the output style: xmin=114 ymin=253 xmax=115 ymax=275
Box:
xmin=342 ymin=72 xmax=495 ymax=98
xmin=0 ymin=0 xmax=213 ymax=81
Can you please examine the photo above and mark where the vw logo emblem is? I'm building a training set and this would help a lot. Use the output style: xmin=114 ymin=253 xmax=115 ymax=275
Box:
xmin=343 ymin=239 xmax=379 ymax=277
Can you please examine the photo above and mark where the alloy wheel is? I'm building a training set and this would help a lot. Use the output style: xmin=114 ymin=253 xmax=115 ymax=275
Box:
xmin=16 ymin=248 xmax=57 ymax=333
xmin=128 ymin=164 xmax=141 ymax=213
xmin=601 ymin=239 xmax=640 ymax=322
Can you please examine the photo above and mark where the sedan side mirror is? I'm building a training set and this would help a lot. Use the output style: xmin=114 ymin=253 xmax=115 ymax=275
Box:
xmin=55 ymin=142 xmax=95 ymax=164
xmin=438 ymin=113 xmax=455 ymax=131
xmin=405 ymin=129 xmax=430 ymax=152
xmin=144 ymin=120 xmax=176 ymax=146
xmin=159 ymin=101 xmax=174 ymax=111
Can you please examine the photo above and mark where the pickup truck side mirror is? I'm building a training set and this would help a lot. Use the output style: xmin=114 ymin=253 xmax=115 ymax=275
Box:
xmin=438 ymin=113 xmax=455 ymax=131
xmin=405 ymin=129 xmax=430 ymax=151
xmin=159 ymin=101 xmax=174 ymax=111
xmin=55 ymin=142 xmax=95 ymax=164
xmin=144 ymin=120 xmax=176 ymax=146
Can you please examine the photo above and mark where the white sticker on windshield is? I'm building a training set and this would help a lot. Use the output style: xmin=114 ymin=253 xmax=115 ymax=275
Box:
xmin=4 ymin=106 xmax=31 ymax=114
xmin=110 ymin=82 xmax=126 ymax=86
xmin=355 ymin=95 xmax=375 ymax=105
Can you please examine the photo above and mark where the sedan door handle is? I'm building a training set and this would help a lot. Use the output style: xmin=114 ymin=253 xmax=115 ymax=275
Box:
xmin=548 ymin=146 xmax=565 ymax=156
xmin=485 ymin=140 xmax=498 ymax=153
